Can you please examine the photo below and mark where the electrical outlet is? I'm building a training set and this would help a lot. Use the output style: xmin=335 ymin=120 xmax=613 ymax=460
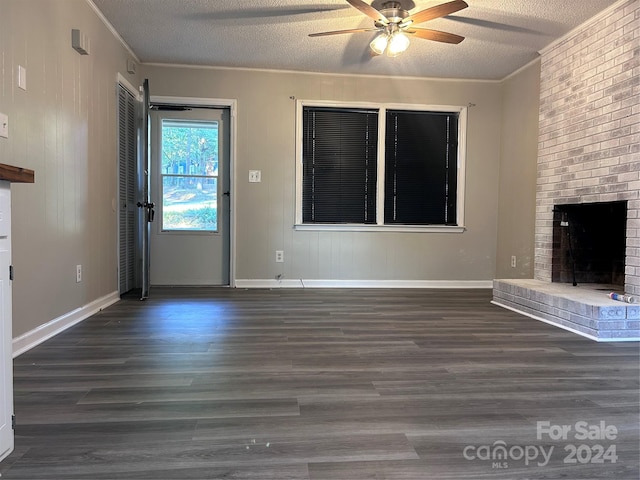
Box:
xmin=511 ymin=256 xmax=517 ymax=268
xmin=249 ymin=170 xmax=261 ymax=183
xmin=275 ymin=250 xmax=284 ymax=263
xmin=76 ymin=264 xmax=82 ymax=283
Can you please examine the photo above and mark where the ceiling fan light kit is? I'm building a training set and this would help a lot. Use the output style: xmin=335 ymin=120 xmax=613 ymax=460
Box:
xmin=370 ymin=33 xmax=390 ymax=54
xmin=310 ymin=0 xmax=468 ymax=57
xmin=386 ymin=32 xmax=410 ymax=56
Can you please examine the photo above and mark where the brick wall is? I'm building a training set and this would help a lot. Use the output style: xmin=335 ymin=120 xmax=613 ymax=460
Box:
xmin=535 ymin=0 xmax=640 ymax=295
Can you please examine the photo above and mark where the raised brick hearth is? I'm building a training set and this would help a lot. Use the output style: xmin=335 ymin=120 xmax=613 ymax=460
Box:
xmin=493 ymin=279 xmax=639 ymax=341
xmin=493 ymin=1 xmax=640 ymax=341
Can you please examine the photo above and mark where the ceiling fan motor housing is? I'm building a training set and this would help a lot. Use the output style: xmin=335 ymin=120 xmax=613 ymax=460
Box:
xmin=376 ymin=1 xmax=410 ymax=27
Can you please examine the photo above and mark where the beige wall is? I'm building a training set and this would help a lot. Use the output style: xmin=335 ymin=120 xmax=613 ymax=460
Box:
xmin=495 ymin=61 xmax=541 ymax=278
xmin=0 ymin=0 xmax=139 ymax=337
xmin=144 ymin=66 xmax=506 ymax=283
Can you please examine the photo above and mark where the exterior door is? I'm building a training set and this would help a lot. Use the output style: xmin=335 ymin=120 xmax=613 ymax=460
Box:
xmin=149 ymin=108 xmax=230 ymax=285
xmin=138 ymin=79 xmax=153 ymax=299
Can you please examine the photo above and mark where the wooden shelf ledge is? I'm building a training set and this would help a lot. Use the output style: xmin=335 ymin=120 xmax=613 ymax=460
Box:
xmin=0 ymin=164 xmax=35 ymax=183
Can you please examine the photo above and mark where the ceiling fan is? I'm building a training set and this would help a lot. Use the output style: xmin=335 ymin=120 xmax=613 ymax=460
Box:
xmin=309 ymin=0 xmax=468 ymax=57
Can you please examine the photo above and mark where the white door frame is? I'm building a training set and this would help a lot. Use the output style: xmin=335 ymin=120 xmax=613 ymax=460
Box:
xmin=150 ymin=95 xmax=237 ymax=287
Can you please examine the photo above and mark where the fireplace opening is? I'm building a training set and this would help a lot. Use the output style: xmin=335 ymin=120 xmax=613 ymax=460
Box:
xmin=552 ymin=201 xmax=627 ymax=288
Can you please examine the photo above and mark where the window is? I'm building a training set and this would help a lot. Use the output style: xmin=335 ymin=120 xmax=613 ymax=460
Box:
xmin=302 ymin=107 xmax=378 ymax=224
xmin=160 ymin=119 xmax=219 ymax=231
xmin=384 ymin=110 xmax=457 ymax=225
xmin=296 ymin=102 xmax=466 ymax=231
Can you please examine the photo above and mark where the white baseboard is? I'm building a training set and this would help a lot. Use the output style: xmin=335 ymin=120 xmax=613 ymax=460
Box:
xmin=12 ymin=291 xmax=120 ymax=357
xmin=235 ymin=279 xmax=305 ymax=288
xmin=491 ymin=300 xmax=640 ymax=343
xmin=235 ymin=279 xmax=493 ymax=289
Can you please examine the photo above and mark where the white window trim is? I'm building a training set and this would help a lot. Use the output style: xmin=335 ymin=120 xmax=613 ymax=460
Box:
xmin=294 ymin=99 xmax=467 ymax=233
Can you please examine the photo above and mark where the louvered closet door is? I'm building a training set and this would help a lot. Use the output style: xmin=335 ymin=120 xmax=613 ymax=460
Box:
xmin=118 ymin=83 xmax=137 ymax=295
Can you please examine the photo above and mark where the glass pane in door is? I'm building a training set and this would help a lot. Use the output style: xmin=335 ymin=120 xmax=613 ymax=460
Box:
xmin=160 ymin=120 xmax=219 ymax=232
xmin=162 ymin=177 xmax=217 ymax=230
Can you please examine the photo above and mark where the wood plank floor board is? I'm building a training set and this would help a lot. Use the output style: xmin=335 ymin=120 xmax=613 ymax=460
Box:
xmin=12 ymin=419 xmax=200 ymax=447
xmin=14 ymin=343 xmax=213 ymax=362
xmin=297 ymin=396 xmax=602 ymax=422
xmin=13 ymin=357 xmax=295 ymax=377
xmin=308 ymin=457 xmax=638 ymax=479
xmin=407 ymin=433 xmax=640 ymax=480
xmin=192 ymin=412 xmax=530 ymax=443
xmin=44 ymin=464 xmax=310 ymax=480
xmin=12 ymin=372 xmax=196 ymax=391
xmin=1 ymin=287 xmax=638 ymax=479
xmin=3 ymin=434 xmax=417 ymax=479
xmin=13 ymin=390 xmax=89 ymax=407
xmin=77 ymin=381 xmax=380 ymax=405
xmin=15 ymin=397 xmax=301 ymax=425
xmin=372 ymin=377 xmax=640 ymax=395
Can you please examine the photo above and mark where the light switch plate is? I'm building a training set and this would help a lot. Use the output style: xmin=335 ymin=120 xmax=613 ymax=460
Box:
xmin=0 ymin=113 xmax=8 ymax=138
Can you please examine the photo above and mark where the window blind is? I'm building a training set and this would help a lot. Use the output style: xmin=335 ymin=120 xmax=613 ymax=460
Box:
xmin=302 ymin=107 xmax=378 ymax=224
xmin=384 ymin=110 xmax=458 ymax=225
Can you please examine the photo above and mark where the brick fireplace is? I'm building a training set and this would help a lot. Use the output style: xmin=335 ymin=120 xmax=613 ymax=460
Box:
xmin=493 ymin=0 xmax=639 ymax=341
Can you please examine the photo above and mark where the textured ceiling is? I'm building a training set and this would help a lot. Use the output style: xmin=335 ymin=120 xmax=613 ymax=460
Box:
xmin=91 ymin=0 xmax=621 ymax=80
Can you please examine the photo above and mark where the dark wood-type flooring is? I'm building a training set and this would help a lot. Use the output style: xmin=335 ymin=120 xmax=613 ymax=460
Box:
xmin=1 ymin=288 xmax=638 ymax=479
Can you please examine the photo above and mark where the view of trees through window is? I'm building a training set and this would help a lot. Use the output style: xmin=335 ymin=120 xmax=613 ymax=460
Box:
xmin=161 ymin=120 xmax=219 ymax=231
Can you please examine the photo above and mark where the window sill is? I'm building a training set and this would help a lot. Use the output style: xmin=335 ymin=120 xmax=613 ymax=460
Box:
xmin=293 ymin=224 xmax=466 ymax=233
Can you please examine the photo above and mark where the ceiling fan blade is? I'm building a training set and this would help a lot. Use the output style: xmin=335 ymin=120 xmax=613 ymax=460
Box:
xmin=400 ymin=0 xmax=468 ymax=27
xmin=407 ymin=28 xmax=464 ymax=44
xmin=309 ymin=27 xmax=379 ymax=37
xmin=346 ymin=0 xmax=388 ymax=25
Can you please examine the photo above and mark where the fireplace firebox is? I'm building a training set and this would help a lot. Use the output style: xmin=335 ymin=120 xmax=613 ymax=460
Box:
xmin=552 ymin=201 xmax=627 ymax=288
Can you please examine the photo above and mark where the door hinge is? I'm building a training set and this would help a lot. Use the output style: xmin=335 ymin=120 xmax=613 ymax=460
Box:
xmin=11 ymin=414 xmax=15 ymax=430
xmin=9 ymin=265 xmax=13 ymax=281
